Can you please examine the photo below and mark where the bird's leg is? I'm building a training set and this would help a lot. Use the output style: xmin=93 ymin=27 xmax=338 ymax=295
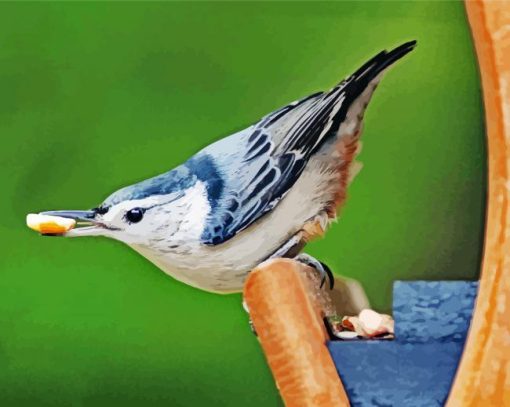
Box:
xmin=267 ymin=232 xmax=306 ymax=259
xmin=266 ymin=233 xmax=334 ymax=289
xmin=294 ymin=253 xmax=335 ymax=290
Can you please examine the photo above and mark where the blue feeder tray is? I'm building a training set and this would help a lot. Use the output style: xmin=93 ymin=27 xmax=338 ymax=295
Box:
xmin=328 ymin=281 xmax=478 ymax=406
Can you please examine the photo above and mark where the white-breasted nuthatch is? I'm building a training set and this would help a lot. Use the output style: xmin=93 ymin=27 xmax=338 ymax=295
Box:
xmin=40 ymin=41 xmax=416 ymax=293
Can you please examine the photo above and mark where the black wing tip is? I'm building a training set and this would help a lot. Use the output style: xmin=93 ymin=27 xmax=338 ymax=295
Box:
xmin=394 ymin=39 xmax=417 ymax=51
xmin=348 ymin=40 xmax=416 ymax=84
xmin=378 ymin=40 xmax=417 ymax=67
xmin=351 ymin=39 xmax=417 ymax=84
xmin=387 ymin=40 xmax=417 ymax=59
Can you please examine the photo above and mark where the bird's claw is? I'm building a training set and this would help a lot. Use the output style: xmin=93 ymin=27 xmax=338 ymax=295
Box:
xmin=295 ymin=253 xmax=335 ymax=290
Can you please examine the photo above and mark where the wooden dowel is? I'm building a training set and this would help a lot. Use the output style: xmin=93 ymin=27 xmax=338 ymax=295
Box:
xmin=243 ymin=258 xmax=350 ymax=407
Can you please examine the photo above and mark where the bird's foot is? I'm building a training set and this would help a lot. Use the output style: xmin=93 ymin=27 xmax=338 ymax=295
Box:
xmin=294 ymin=253 xmax=335 ymax=290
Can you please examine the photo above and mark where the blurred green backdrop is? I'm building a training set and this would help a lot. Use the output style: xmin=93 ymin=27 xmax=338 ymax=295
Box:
xmin=0 ymin=1 xmax=485 ymax=406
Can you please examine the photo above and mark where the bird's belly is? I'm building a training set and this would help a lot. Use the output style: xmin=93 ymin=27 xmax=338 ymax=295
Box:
xmin=130 ymin=213 xmax=312 ymax=294
xmin=130 ymin=242 xmax=259 ymax=293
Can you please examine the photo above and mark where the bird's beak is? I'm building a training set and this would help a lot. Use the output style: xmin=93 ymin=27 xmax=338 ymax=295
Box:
xmin=40 ymin=209 xmax=104 ymax=237
xmin=41 ymin=210 xmax=95 ymax=221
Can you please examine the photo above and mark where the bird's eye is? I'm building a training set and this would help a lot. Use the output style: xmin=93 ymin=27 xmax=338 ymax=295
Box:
xmin=125 ymin=208 xmax=144 ymax=223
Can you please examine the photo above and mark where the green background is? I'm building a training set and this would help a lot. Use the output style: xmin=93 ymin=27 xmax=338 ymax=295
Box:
xmin=0 ymin=2 xmax=485 ymax=406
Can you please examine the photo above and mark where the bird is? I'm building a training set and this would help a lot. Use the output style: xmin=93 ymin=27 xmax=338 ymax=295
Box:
xmin=39 ymin=41 xmax=416 ymax=294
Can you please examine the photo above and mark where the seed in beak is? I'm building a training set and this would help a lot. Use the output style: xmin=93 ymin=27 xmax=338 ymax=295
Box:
xmin=26 ymin=213 xmax=76 ymax=235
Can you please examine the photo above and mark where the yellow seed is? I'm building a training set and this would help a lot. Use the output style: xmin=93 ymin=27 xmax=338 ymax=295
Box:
xmin=26 ymin=214 xmax=76 ymax=234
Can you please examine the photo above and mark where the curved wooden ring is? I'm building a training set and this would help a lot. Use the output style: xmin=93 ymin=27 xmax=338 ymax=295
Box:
xmin=447 ymin=1 xmax=510 ymax=405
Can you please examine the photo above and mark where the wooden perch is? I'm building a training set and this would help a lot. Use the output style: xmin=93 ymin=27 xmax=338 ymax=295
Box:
xmin=243 ymin=258 xmax=350 ymax=407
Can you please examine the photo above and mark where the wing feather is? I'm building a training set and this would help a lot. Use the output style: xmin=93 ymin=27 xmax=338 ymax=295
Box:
xmin=201 ymin=41 xmax=416 ymax=245
xmin=200 ymin=89 xmax=344 ymax=245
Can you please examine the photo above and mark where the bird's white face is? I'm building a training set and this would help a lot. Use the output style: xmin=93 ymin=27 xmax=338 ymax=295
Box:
xmin=46 ymin=182 xmax=211 ymax=248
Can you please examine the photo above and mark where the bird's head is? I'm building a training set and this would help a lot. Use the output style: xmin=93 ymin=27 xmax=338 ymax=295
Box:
xmin=40 ymin=163 xmax=211 ymax=248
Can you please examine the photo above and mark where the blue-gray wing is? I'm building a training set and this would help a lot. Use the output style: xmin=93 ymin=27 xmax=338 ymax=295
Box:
xmin=200 ymin=41 xmax=418 ymax=245
xmin=200 ymin=82 xmax=360 ymax=245
xmin=200 ymin=86 xmax=352 ymax=245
